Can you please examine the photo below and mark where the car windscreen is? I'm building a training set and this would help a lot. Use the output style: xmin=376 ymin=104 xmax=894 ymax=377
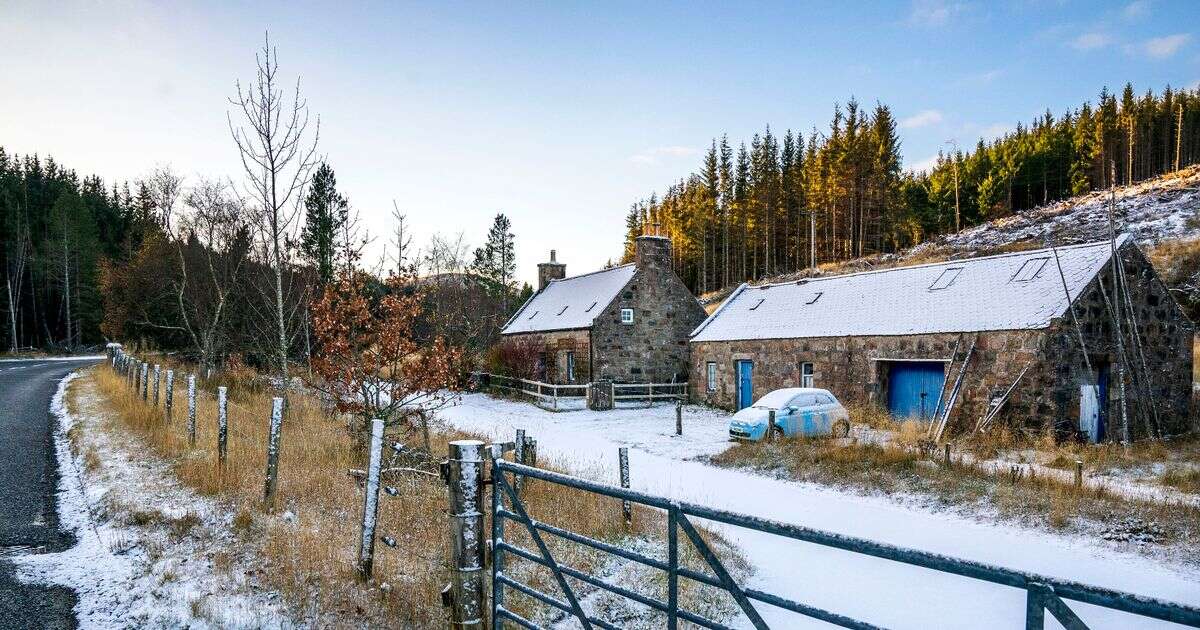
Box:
xmin=752 ymin=390 xmax=801 ymax=409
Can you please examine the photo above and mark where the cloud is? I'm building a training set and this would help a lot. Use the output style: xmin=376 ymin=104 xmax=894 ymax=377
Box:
xmin=908 ymin=0 xmax=965 ymax=27
xmin=1070 ymin=32 xmax=1111 ymax=51
xmin=899 ymin=109 xmax=945 ymax=129
xmin=977 ymin=123 xmax=1010 ymax=142
xmin=1128 ymin=33 xmax=1191 ymax=59
xmin=1122 ymin=0 xmax=1149 ymax=19
xmin=628 ymin=146 xmax=698 ymax=165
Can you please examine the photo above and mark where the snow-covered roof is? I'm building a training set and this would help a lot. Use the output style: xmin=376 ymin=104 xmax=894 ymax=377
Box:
xmin=502 ymin=264 xmax=637 ymax=334
xmin=691 ymin=236 xmax=1130 ymax=342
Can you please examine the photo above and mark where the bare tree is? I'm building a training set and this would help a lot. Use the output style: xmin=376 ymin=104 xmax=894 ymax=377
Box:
xmin=171 ymin=178 xmax=250 ymax=371
xmin=5 ymin=214 xmax=29 ymax=351
xmin=390 ymin=201 xmax=414 ymax=276
xmin=147 ymin=165 xmax=184 ymax=232
xmin=228 ymin=32 xmax=319 ymax=382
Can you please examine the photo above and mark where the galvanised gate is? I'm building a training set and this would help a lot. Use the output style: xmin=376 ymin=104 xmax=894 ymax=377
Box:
xmin=444 ymin=440 xmax=1200 ymax=629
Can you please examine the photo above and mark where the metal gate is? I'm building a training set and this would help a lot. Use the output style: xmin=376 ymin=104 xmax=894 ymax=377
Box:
xmin=485 ymin=448 xmax=1200 ymax=629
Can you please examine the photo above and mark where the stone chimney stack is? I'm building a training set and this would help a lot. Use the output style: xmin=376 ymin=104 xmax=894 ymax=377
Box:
xmin=537 ymin=249 xmax=567 ymax=290
xmin=634 ymin=235 xmax=672 ymax=271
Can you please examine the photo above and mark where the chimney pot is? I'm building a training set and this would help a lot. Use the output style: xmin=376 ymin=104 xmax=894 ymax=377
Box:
xmin=537 ymin=249 xmax=567 ymax=290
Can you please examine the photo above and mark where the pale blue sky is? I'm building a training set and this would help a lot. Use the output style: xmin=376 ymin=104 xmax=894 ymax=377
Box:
xmin=2 ymin=1 xmax=1197 ymax=285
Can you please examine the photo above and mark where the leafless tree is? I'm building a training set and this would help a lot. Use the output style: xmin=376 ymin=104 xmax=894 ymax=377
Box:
xmin=390 ymin=201 xmax=414 ymax=276
xmin=147 ymin=165 xmax=184 ymax=232
xmin=228 ymin=32 xmax=320 ymax=381
xmin=5 ymin=214 xmax=29 ymax=351
xmin=169 ymin=178 xmax=250 ymax=371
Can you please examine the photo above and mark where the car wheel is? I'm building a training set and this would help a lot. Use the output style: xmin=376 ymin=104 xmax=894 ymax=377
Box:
xmin=832 ymin=419 xmax=850 ymax=438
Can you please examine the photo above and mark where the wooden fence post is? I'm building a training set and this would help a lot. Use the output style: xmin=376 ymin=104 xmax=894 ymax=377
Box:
xmin=358 ymin=418 xmax=385 ymax=581
xmin=767 ymin=410 xmax=777 ymax=442
xmin=514 ymin=429 xmax=526 ymax=498
xmin=619 ymin=447 xmax=632 ymax=529
xmin=217 ymin=386 xmax=228 ymax=467
xmin=164 ymin=370 xmax=175 ymax=419
xmin=944 ymin=443 xmax=951 ymax=467
xmin=445 ymin=440 xmax=485 ymax=629
xmin=152 ymin=365 xmax=161 ymax=407
xmin=187 ymin=375 xmax=197 ymax=446
xmin=140 ymin=362 xmax=148 ymax=400
xmin=526 ymin=438 xmax=537 ymax=468
xmin=675 ymin=400 xmax=683 ymax=436
xmin=1074 ymin=460 xmax=1083 ymax=489
xmin=263 ymin=397 xmax=284 ymax=511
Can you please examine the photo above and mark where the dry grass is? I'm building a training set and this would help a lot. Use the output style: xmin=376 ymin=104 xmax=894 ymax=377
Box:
xmin=710 ymin=432 xmax=1200 ymax=562
xmin=91 ymin=364 xmax=743 ymax=627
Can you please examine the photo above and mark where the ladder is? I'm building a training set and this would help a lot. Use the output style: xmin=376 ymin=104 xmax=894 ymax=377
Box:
xmin=929 ymin=333 xmax=978 ymax=442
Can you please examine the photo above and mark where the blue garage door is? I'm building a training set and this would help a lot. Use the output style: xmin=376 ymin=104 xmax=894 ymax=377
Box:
xmin=887 ymin=362 xmax=946 ymax=421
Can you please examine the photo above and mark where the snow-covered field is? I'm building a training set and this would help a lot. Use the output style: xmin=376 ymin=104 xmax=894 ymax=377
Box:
xmin=440 ymin=393 xmax=1200 ymax=629
xmin=15 ymin=371 xmax=293 ymax=629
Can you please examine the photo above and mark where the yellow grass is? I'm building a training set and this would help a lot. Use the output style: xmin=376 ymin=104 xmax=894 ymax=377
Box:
xmin=89 ymin=364 xmax=742 ymax=627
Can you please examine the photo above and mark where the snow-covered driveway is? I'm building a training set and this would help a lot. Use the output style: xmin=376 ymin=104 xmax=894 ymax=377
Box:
xmin=441 ymin=394 xmax=1200 ymax=629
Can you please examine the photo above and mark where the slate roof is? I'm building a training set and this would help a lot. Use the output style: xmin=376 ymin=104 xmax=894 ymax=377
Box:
xmin=690 ymin=236 xmax=1130 ymax=343
xmin=501 ymin=264 xmax=637 ymax=334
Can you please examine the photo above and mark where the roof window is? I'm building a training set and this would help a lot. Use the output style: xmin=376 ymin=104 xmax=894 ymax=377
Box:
xmin=527 ymin=310 xmax=539 ymax=320
xmin=749 ymin=298 xmax=766 ymax=311
xmin=1011 ymin=257 xmax=1050 ymax=283
xmin=806 ymin=292 xmax=823 ymax=305
xmin=928 ymin=267 xmax=962 ymax=291
xmin=584 ymin=301 xmax=598 ymax=313
xmin=557 ymin=306 xmax=569 ymax=316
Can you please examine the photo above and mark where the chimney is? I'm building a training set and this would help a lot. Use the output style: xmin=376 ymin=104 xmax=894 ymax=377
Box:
xmin=537 ymin=249 xmax=566 ymax=290
xmin=635 ymin=234 xmax=672 ymax=270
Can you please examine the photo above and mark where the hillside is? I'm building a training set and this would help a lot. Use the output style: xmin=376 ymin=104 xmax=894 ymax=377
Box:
xmin=700 ymin=166 xmax=1200 ymax=311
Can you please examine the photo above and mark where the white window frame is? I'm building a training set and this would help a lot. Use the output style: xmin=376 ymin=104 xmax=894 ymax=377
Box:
xmin=620 ymin=308 xmax=634 ymax=325
xmin=706 ymin=361 xmax=717 ymax=392
xmin=800 ymin=362 xmax=815 ymax=388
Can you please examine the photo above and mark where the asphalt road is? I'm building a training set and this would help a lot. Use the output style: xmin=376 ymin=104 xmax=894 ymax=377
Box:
xmin=0 ymin=357 xmax=101 ymax=630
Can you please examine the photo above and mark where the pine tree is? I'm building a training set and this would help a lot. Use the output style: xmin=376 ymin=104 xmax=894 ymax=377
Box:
xmin=299 ymin=162 xmax=348 ymax=286
xmin=471 ymin=213 xmax=517 ymax=309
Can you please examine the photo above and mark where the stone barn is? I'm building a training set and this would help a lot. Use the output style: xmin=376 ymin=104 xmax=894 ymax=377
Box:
xmin=500 ymin=235 xmax=708 ymax=385
xmin=689 ymin=235 xmax=1193 ymax=441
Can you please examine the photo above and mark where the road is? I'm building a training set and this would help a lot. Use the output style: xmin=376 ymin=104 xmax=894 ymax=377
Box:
xmin=0 ymin=357 xmax=101 ymax=630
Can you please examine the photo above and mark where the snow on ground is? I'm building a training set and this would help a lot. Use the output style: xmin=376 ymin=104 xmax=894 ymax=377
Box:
xmin=916 ymin=166 xmax=1200 ymax=253
xmin=440 ymin=393 xmax=1200 ymax=629
xmin=14 ymin=371 xmax=293 ymax=629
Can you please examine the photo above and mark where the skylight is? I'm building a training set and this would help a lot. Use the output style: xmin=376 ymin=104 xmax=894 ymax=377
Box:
xmin=806 ymin=292 xmax=823 ymax=305
xmin=1011 ymin=257 xmax=1050 ymax=282
xmin=557 ymin=306 xmax=569 ymax=316
xmin=928 ymin=268 xmax=962 ymax=291
xmin=584 ymin=301 xmax=598 ymax=313
xmin=527 ymin=310 xmax=539 ymax=320
xmin=749 ymin=298 xmax=766 ymax=311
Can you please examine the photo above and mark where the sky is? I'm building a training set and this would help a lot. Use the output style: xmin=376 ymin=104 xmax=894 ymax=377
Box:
xmin=2 ymin=1 xmax=1198 ymax=286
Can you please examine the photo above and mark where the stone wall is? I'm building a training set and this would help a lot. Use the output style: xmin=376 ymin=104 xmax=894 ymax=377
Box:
xmin=591 ymin=236 xmax=709 ymax=383
xmin=690 ymin=330 xmax=1049 ymax=433
xmin=503 ymin=329 xmax=591 ymax=384
xmin=1046 ymin=242 xmax=1194 ymax=438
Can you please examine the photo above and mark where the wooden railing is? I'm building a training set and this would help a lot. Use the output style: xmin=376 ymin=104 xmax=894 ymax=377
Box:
xmin=611 ymin=381 xmax=688 ymax=405
xmin=475 ymin=373 xmax=589 ymax=410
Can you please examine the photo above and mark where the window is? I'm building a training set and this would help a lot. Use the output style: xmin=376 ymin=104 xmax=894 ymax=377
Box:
xmin=557 ymin=305 xmax=569 ymax=316
xmin=749 ymin=298 xmax=766 ymax=310
xmin=527 ymin=310 xmax=539 ymax=320
xmin=1011 ymin=257 xmax=1050 ymax=282
xmin=620 ymin=308 xmax=634 ymax=324
xmin=928 ymin=267 xmax=962 ymax=290
xmin=706 ymin=361 xmax=717 ymax=392
xmin=806 ymin=292 xmax=823 ymax=305
xmin=584 ymin=301 xmax=598 ymax=313
xmin=800 ymin=362 xmax=815 ymax=388
xmin=566 ymin=351 xmax=576 ymax=382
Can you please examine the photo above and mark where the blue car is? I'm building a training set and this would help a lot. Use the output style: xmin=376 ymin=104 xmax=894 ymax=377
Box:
xmin=729 ymin=388 xmax=851 ymax=441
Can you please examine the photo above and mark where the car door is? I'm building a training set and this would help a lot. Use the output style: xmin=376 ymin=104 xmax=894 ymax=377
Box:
xmin=780 ymin=395 xmax=804 ymax=435
xmin=796 ymin=394 xmax=819 ymax=435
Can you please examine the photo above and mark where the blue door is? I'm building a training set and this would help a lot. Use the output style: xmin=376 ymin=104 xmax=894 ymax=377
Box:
xmin=887 ymin=362 xmax=946 ymax=421
xmin=736 ymin=361 xmax=754 ymax=410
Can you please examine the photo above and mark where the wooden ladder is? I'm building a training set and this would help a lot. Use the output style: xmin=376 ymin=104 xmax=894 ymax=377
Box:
xmin=929 ymin=333 xmax=978 ymax=442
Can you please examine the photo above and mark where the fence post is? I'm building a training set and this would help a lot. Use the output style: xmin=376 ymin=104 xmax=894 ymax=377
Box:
xmin=611 ymin=381 xmax=616 ymax=407
xmin=263 ymin=397 xmax=284 ymax=511
xmin=944 ymin=443 xmax=951 ymax=467
xmin=619 ymin=447 xmax=632 ymax=529
xmin=667 ymin=504 xmax=679 ymax=630
xmin=445 ymin=440 xmax=485 ymax=629
xmin=648 ymin=382 xmax=654 ymax=408
xmin=140 ymin=362 xmax=148 ymax=400
xmin=526 ymin=438 xmax=537 ymax=468
xmin=217 ymin=386 xmax=228 ymax=467
xmin=1074 ymin=460 xmax=1083 ymax=489
xmin=675 ymin=400 xmax=683 ymax=436
xmin=1025 ymin=583 xmax=1047 ymax=629
xmin=514 ymin=429 xmax=526 ymax=498
xmin=152 ymin=365 xmax=161 ymax=407
xmin=358 ymin=418 xmax=384 ymax=581
xmin=187 ymin=375 xmax=197 ymax=446
xmin=767 ymin=409 xmax=777 ymax=442
xmin=164 ymin=370 xmax=175 ymax=419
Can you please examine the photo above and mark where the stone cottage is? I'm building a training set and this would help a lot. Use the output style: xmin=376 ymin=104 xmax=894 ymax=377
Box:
xmin=500 ymin=235 xmax=708 ymax=385
xmin=689 ymin=235 xmax=1193 ymax=441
